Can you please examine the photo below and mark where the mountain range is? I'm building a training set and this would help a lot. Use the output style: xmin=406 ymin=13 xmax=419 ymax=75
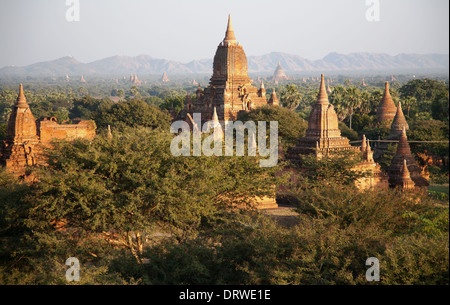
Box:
xmin=1 ymin=52 xmax=448 ymax=76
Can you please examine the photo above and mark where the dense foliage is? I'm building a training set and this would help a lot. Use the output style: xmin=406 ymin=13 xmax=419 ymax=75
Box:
xmin=0 ymin=76 xmax=448 ymax=285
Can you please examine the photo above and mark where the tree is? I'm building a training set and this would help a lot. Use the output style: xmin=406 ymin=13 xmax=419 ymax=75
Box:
xmin=399 ymin=79 xmax=448 ymax=117
xmin=279 ymin=84 xmax=302 ymax=111
xmin=431 ymin=91 xmax=449 ymax=121
xmin=19 ymin=127 xmax=279 ymax=262
xmin=95 ymin=99 xmax=172 ymax=131
xmin=237 ymin=105 xmax=308 ymax=149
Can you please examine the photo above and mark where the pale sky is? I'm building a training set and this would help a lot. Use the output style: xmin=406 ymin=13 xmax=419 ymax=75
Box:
xmin=0 ymin=0 xmax=448 ymax=68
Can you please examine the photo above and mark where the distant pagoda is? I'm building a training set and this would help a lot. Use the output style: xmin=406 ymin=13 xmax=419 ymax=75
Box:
xmin=130 ymin=74 xmax=142 ymax=85
xmin=161 ymin=72 xmax=170 ymax=82
xmin=271 ymin=61 xmax=289 ymax=84
xmin=376 ymin=82 xmax=397 ymax=127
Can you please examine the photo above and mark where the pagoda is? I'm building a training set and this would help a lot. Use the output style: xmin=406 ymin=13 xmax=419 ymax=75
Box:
xmin=376 ymin=82 xmax=397 ymax=127
xmin=0 ymin=84 xmax=42 ymax=177
xmin=180 ymin=15 xmax=268 ymax=125
xmin=287 ymin=74 xmax=355 ymax=159
xmin=373 ymin=101 xmax=410 ymax=161
xmin=268 ymin=88 xmax=279 ymax=106
xmin=389 ymin=101 xmax=409 ymax=138
xmin=161 ymin=72 xmax=170 ymax=82
xmin=0 ymin=85 xmax=96 ymax=179
xmin=387 ymin=127 xmax=429 ymax=189
xmin=286 ymin=75 xmax=388 ymax=190
xmin=271 ymin=61 xmax=289 ymax=84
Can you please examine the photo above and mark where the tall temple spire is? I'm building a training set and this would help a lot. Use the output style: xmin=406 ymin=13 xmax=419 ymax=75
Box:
xmin=390 ymin=101 xmax=409 ymax=135
xmin=399 ymin=159 xmax=415 ymax=190
xmin=397 ymin=127 xmax=411 ymax=156
xmin=16 ymin=84 xmax=29 ymax=108
xmin=376 ymin=81 xmax=397 ymax=126
xmin=269 ymin=88 xmax=279 ymax=106
xmin=223 ymin=14 xmax=237 ymax=45
xmin=316 ymin=74 xmax=329 ymax=105
xmin=388 ymin=126 xmax=429 ymax=188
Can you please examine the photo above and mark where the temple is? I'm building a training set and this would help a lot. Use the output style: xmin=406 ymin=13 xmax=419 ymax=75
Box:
xmin=0 ymin=84 xmax=96 ymax=179
xmin=161 ymin=72 xmax=170 ymax=82
xmin=178 ymin=15 xmax=270 ymax=126
xmin=286 ymin=74 xmax=354 ymax=158
xmin=271 ymin=61 xmax=289 ymax=84
xmin=376 ymin=82 xmax=397 ymax=127
xmin=268 ymin=87 xmax=279 ymax=106
xmin=389 ymin=101 xmax=409 ymax=138
xmin=286 ymin=74 xmax=388 ymax=190
xmin=373 ymin=101 xmax=410 ymax=160
xmin=387 ymin=127 xmax=429 ymax=189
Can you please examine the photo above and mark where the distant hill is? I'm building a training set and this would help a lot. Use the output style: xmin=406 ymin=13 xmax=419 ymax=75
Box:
xmin=1 ymin=52 xmax=448 ymax=76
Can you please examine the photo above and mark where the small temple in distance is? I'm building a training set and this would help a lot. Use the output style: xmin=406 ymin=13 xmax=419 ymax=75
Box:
xmin=161 ymin=72 xmax=170 ymax=82
xmin=271 ymin=61 xmax=289 ymax=84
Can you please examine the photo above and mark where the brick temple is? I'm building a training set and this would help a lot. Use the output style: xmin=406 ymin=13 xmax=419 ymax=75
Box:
xmin=376 ymin=82 xmax=397 ymax=127
xmin=286 ymin=74 xmax=388 ymax=190
xmin=0 ymin=84 xmax=96 ymax=179
xmin=178 ymin=15 xmax=276 ymax=126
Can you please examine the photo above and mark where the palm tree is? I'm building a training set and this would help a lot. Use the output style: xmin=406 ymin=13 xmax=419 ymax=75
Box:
xmin=279 ymin=84 xmax=302 ymax=111
xmin=343 ymin=87 xmax=362 ymax=130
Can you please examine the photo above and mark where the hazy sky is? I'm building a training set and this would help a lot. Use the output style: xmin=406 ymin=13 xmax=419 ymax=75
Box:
xmin=0 ymin=0 xmax=448 ymax=68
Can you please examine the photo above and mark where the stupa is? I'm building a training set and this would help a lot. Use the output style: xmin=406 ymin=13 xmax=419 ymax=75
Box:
xmin=179 ymin=15 xmax=269 ymax=125
xmin=376 ymin=82 xmax=397 ymax=127
xmin=271 ymin=61 xmax=289 ymax=84
xmin=287 ymin=74 xmax=354 ymax=158
xmin=387 ymin=127 xmax=429 ymax=189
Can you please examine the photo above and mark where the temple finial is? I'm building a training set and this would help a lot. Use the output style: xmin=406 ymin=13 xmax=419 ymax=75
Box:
xmin=223 ymin=14 xmax=237 ymax=44
xmin=16 ymin=84 xmax=28 ymax=107
xmin=317 ymin=74 xmax=329 ymax=104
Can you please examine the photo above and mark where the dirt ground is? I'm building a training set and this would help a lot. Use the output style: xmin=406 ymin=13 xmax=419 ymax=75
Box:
xmin=261 ymin=204 xmax=300 ymax=227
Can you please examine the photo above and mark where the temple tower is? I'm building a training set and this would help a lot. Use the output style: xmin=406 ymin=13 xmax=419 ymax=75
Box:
xmin=287 ymin=74 xmax=354 ymax=158
xmin=271 ymin=61 xmax=289 ymax=84
xmin=389 ymin=101 xmax=409 ymax=138
xmin=376 ymin=82 xmax=397 ymax=127
xmin=268 ymin=88 xmax=280 ymax=106
xmin=0 ymin=84 xmax=42 ymax=176
xmin=161 ymin=72 xmax=170 ymax=82
xmin=387 ymin=127 xmax=429 ymax=188
xmin=183 ymin=15 xmax=268 ymax=124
